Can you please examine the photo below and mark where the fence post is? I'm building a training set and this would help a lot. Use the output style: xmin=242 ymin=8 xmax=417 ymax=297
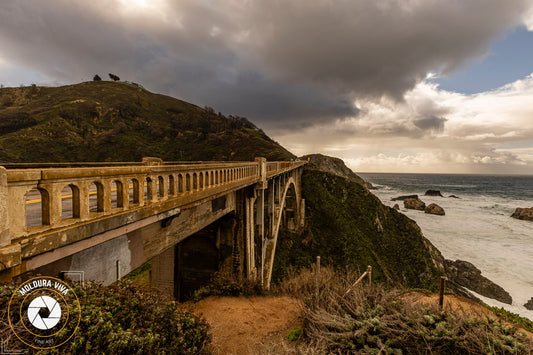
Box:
xmin=367 ymin=265 xmax=372 ymax=287
xmin=439 ymin=276 xmax=446 ymax=309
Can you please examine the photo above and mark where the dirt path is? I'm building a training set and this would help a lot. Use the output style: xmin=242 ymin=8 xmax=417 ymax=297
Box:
xmin=181 ymin=295 xmax=302 ymax=355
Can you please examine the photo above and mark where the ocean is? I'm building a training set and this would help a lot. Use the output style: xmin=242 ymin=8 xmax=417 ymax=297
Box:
xmin=358 ymin=173 xmax=533 ymax=320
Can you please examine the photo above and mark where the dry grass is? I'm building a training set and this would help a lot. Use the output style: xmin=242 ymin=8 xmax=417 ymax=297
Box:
xmin=276 ymin=267 xmax=533 ymax=354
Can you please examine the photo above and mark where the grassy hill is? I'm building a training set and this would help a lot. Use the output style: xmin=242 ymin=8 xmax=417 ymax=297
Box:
xmin=0 ymin=81 xmax=293 ymax=162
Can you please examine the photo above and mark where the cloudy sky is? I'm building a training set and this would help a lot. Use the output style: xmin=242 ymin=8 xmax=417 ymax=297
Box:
xmin=1 ymin=0 xmax=533 ymax=174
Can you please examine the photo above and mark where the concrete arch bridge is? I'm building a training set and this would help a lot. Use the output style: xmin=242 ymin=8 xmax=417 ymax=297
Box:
xmin=0 ymin=158 xmax=306 ymax=299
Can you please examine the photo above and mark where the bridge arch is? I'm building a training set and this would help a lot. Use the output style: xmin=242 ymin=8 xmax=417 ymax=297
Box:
xmin=263 ymin=175 xmax=302 ymax=288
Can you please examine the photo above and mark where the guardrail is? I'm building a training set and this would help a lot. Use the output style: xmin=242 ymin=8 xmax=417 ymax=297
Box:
xmin=0 ymin=158 xmax=306 ymax=248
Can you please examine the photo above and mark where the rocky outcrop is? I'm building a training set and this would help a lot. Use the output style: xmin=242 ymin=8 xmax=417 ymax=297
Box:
xmin=392 ymin=194 xmax=419 ymax=201
xmin=424 ymin=190 xmax=443 ymax=197
xmin=301 ymin=154 xmax=371 ymax=189
xmin=392 ymin=204 xmax=400 ymax=210
xmin=511 ymin=207 xmax=533 ymax=221
xmin=404 ymin=198 xmax=426 ymax=211
xmin=524 ymin=298 xmax=533 ymax=310
xmin=425 ymin=203 xmax=445 ymax=216
xmin=445 ymin=260 xmax=512 ymax=304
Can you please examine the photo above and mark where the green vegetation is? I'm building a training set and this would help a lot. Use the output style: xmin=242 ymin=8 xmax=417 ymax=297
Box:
xmin=488 ymin=306 xmax=533 ymax=333
xmin=287 ymin=327 xmax=302 ymax=342
xmin=279 ymin=267 xmax=533 ymax=354
xmin=0 ymin=82 xmax=293 ymax=162
xmin=273 ymin=167 xmax=443 ymax=291
xmin=193 ymin=272 xmax=265 ymax=301
xmin=0 ymin=280 xmax=210 ymax=354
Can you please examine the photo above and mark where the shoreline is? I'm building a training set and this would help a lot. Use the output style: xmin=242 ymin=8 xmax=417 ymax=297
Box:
xmin=361 ymin=173 xmax=533 ymax=321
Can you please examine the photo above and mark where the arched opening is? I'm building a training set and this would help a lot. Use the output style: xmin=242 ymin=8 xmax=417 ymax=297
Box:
xmin=61 ymin=184 xmax=80 ymax=219
xmin=168 ymin=175 xmax=175 ymax=196
xmin=25 ymin=188 xmax=49 ymax=228
xmin=178 ymin=174 xmax=184 ymax=193
xmin=193 ymin=173 xmax=198 ymax=191
xmin=185 ymin=174 xmax=191 ymax=192
xmin=144 ymin=177 xmax=153 ymax=202
xmin=129 ymin=179 xmax=140 ymax=204
xmin=199 ymin=172 xmax=204 ymax=189
xmin=89 ymin=182 xmax=104 ymax=213
xmin=111 ymin=180 xmax=123 ymax=208
xmin=157 ymin=176 xmax=164 ymax=198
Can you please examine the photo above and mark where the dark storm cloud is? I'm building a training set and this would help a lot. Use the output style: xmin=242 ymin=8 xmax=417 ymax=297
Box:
xmin=0 ymin=0 xmax=529 ymax=129
xmin=413 ymin=116 xmax=447 ymax=132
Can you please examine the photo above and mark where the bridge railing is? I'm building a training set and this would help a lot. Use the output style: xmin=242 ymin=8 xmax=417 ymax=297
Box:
xmin=0 ymin=159 xmax=305 ymax=248
xmin=266 ymin=161 xmax=306 ymax=178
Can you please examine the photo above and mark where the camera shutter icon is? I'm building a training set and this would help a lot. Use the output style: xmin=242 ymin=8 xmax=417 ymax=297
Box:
xmin=27 ymin=296 xmax=62 ymax=330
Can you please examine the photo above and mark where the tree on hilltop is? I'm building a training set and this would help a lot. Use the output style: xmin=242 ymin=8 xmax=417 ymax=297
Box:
xmin=109 ymin=73 xmax=120 ymax=81
xmin=93 ymin=74 xmax=102 ymax=81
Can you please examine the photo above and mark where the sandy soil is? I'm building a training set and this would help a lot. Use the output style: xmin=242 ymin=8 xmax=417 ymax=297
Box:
xmin=181 ymin=295 xmax=302 ymax=355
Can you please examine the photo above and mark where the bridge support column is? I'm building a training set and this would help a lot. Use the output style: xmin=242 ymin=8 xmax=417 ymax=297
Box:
xmin=256 ymin=188 xmax=265 ymax=286
xmin=245 ymin=192 xmax=256 ymax=278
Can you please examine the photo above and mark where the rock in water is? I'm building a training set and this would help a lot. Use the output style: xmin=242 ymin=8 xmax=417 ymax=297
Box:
xmin=424 ymin=190 xmax=443 ymax=197
xmin=445 ymin=260 xmax=512 ymax=304
xmin=404 ymin=198 xmax=426 ymax=211
xmin=425 ymin=203 xmax=445 ymax=216
xmin=392 ymin=204 xmax=400 ymax=210
xmin=392 ymin=194 xmax=419 ymax=201
xmin=448 ymin=195 xmax=460 ymax=199
xmin=511 ymin=207 xmax=533 ymax=221
xmin=524 ymin=298 xmax=533 ymax=310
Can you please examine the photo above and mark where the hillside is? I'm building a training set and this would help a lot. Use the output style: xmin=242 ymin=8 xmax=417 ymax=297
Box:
xmin=273 ymin=154 xmax=443 ymax=290
xmin=0 ymin=82 xmax=293 ymax=162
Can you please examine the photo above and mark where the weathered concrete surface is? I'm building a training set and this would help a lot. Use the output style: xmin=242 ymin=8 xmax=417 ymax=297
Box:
xmin=68 ymin=234 xmax=132 ymax=285
xmin=0 ymin=167 xmax=9 ymax=247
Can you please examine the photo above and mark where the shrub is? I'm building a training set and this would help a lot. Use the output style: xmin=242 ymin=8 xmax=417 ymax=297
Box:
xmin=193 ymin=272 xmax=264 ymax=301
xmin=0 ymin=280 xmax=210 ymax=354
xmin=280 ymin=267 xmax=533 ymax=354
